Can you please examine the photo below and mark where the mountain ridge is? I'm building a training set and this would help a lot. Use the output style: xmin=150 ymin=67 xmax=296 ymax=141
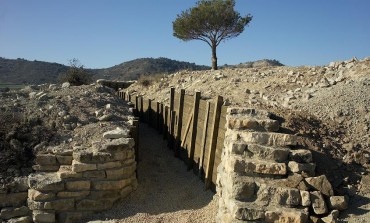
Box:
xmin=0 ymin=57 xmax=210 ymax=84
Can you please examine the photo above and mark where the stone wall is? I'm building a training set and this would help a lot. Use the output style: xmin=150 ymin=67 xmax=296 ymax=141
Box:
xmin=216 ymin=108 xmax=347 ymax=223
xmin=1 ymin=124 xmax=137 ymax=223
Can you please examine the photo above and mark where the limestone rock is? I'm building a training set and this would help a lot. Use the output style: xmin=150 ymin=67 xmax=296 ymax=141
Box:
xmin=0 ymin=192 xmax=28 ymax=208
xmin=288 ymin=161 xmax=315 ymax=176
xmin=65 ymin=181 xmax=91 ymax=191
xmin=329 ymin=196 xmax=348 ymax=210
xmin=310 ymin=191 xmax=328 ymax=215
xmin=321 ymin=210 xmax=339 ymax=223
xmin=103 ymin=127 xmax=130 ymax=139
xmin=265 ymin=210 xmax=308 ymax=223
xmin=32 ymin=210 xmax=55 ymax=223
xmin=247 ymin=144 xmax=290 ymax=162
xmin=98 ymin=114 xmax=114 ymax=121
xmin=71 ymin=160 xmax=97 ymax=172
xmin=227 ymin=157 xmax=287 ymax=175
xmin=7 ymin=216 xmax=32 ymax=223
xmin=36 ymin=154 xmax=57 ymax=165
xmin=289 ymin=149 xmax=312 ymax=163
xmin=61 ymin=82 xmax=70 ymax=88
xmin=28 ymin=189 xmax=55 ymax=202
xmin=274 ymin=188 xmax=301 ymax=206
xmin=0 ymin=206 xmax=30 ymax=220
xmin=305 ymin=175 xmax=334 ymax=197
xmin=300 ymin=190 xmax=311 ymax=207
xmin=235 ymin=132 xmax=297 ymax=147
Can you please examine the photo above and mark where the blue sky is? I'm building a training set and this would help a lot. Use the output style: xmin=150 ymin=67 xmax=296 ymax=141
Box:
xmin=0 ymin=0 xmax=369 ymax=68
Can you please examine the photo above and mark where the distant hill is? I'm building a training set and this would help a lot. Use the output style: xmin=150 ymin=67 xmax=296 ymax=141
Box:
xmin=0 ymin=58 xmax=68 ymax=84
xmin=224 ymin=59 xmax=284 ymax=68
xmin=0 ymin=57 xmax=209 ymax=84
xmin=92 ymin=57 xmax=210 ymax=81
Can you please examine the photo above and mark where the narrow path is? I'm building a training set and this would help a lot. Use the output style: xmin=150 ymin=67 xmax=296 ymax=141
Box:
xmin=88 ymin=123 xmax=217 ymax=223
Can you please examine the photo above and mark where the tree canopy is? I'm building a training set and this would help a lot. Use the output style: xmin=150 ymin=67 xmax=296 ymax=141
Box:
xmin=173 ymin=0 xmax=252 ymax=70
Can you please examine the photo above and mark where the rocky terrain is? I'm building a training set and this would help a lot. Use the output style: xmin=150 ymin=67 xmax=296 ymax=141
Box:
xmin=0 ymin=82 xmax=134 ymax=187
xmin=0 ymin=56 xmax=369 ymax=222
xmin=126 ymin=56 xmax=370 ymax=221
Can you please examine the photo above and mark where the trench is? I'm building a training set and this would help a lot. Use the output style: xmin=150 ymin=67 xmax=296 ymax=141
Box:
xmin=88 ymin=123 xmax=217 ymax=222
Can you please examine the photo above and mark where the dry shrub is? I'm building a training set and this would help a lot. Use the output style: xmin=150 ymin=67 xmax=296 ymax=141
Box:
xmin=137 ymin=74 xmax=165 ymax=87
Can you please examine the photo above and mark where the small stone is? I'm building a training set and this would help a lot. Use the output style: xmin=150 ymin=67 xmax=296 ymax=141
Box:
xmin=29 ymin=92 xmax=37 ymax=98
xmin=288 ymin=161 xmax=315 ymax=176
xmin=310 ymin=191 xmax=328 ymax=215
xmin=321 ymin=210 xmax=339 ymax=223
xmin=300 ymin=190 xmax=311 ymax=206
xmin=62 ymin=82 xmax=70 ymax=88
xmin=98 ymin=114 xmax=114 ymax=121
xmin=103 ymin=127 xmax=130 ymax=139
xmin=289 ymin=149 xmax=312 ymax=163
xmin=33 ymin=210 xmax=55 ymax=223
xmin=305 ymin=175 xmax=334 ymax=197
xmin=265 ymin=210 xmax=308 ymax=223
xmin=329 ymin=196 xmax=348 ymax=210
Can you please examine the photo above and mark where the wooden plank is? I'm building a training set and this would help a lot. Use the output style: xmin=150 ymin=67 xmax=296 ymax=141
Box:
xmin=175 ymin=89 xmax=185 ymax=157
xmin=170 ymin=88 xmax=175 ymax=111
xmin=205 ymin=95 xmax=223 ymax=190
xmin=198 ymin=101 xmax=211 ymax=179
xmin=188 ymin=91 xmax=201 ymax=170
xmin=181 ymin=113 xmax=193 ymax=147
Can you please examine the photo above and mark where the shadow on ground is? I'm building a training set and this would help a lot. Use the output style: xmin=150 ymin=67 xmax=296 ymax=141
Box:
xmin=87 ymin=123 xmax=215 ymax=222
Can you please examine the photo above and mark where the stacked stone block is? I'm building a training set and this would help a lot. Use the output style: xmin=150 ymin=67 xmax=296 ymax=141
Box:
xmin=216 ymin=108 xmax=347 ymax=223
xmin=27 ymin=130 xmax=137 ymax=223
xmin=0 ymin=178 xmax=31 ymax=223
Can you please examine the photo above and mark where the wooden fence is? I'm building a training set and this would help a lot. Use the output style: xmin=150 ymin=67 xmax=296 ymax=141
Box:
xmin=118 ymin=88 xmax=227 ymax=190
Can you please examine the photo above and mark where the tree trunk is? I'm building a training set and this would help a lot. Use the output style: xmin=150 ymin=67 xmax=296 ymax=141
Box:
xmin=211 ymin=43 xmax=218 ymax=70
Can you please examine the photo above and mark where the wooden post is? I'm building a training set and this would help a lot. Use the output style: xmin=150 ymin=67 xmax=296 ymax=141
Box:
xmin=140 ymin=96 xmax=144 ymax=119
xmin=123 ymin=92 xmax=126 ymax=101
xmin=163 ymin=105 xmax=169 ymax=140
xmin=205 ymin=96 xmax=223 ymax=190
xmin=156 ymin=101 xmax=160 ymax=132
xmin=169 ymin=110 xmax=176 ymax=150
xmin=128 ymin=93 xmax=131 ymax=102
xmin=170 ymin=88 xmax=175 ymax=111
xmin=199 ymin=101 xmax=210 ymax=179
xmin=175 ymin=89 xmax=185 ymax=157
xmin=148 ymin=99 xmax=152 ymax=125
xmin=135 ymin=96 xmax=139 ymax=116
xmin=159 ymin=103 xmax=164 ymax=134
xmin=188 ymin=92 xmax=201 ymax=170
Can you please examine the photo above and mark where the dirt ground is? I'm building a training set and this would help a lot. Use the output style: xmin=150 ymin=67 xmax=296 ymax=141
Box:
xmin=87 ymin=123 xmax=217 ymax=223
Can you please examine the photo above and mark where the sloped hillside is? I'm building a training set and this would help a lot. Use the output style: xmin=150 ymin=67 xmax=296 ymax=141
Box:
xmin=92 ymin=57 xmax=209 ymax=81
xmin=0 ymin=58 xmax=68 ymax=84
